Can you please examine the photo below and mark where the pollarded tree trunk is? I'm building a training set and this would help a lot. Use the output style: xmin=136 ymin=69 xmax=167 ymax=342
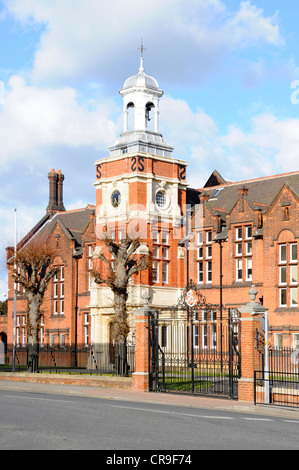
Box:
xmin=12 ymin=241 xmax=58 ymax=373
xmin=112 ymin=289 xmax=130 ymax=376
xmin=112 ymin=289 xmax=130 ymax=343
xmin=26 ymin=292 xmax=42 ymax=373
xmin=92 ymin=237 xmax=151 ymax=376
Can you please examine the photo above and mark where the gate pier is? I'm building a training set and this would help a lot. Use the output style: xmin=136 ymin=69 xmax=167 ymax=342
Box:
xmin=238 ymin=288 xmax=267 ymax=402
xmin=132 ymin=299 xmax=152 ymax=392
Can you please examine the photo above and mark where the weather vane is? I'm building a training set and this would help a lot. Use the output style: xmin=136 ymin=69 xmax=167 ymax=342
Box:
xmin=138 ymin=39 xmax=147 ymax=59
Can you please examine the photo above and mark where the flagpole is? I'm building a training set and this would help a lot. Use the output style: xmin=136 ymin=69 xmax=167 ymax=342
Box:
xmin=12 ymin=208 xmax=17 ymax=372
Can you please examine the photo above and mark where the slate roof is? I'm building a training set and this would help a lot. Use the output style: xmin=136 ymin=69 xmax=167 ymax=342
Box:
xmin=8 ymin=206 xmax=96 ymax=262
xmin=188 ymin=170 xmax=299 ymax=215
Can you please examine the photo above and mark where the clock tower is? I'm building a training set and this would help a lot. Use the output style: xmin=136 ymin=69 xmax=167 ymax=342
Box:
xmin=91 ymin=53 xmax=189 ymax=345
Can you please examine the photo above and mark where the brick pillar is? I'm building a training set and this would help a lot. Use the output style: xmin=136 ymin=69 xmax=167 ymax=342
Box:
xmin=238 ymin=288 xmax=268 ymax=403
xmin=132 ymin=306 xmax=150 ymax=392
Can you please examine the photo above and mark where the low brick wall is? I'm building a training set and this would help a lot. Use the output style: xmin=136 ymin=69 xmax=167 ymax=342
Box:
xmin=0 ymin=372 xmax=132 ymax=389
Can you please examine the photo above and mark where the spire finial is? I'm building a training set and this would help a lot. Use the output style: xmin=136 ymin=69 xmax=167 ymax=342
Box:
xmin=138 ymin=38 xmax=146 ymax=72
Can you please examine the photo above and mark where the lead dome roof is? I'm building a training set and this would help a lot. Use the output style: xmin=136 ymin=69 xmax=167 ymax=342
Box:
xmin=122 ymin=59 xmax=159 ymax=90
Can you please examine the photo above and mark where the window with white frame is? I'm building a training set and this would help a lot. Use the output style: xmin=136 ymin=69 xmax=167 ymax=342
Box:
xmin=236 ymin=227 xmax=242 ymax=241
xmin=198 ymin=261 xmax=203 ymax=284
xmin=87 ymin=245 xmax=95 ymax=290
xmin=84 ymin=313 xmax=89 ymax=347
xmin=162 ymin=261 xmax=168 ymax=284
xmin=16 ymin=327 xmax=20 ymax=347
xmin=40 ymin=315 xmax=44 ymax=347
xmin=291 ymin=243 xmax=298 ymax=263
xmin=278 ymin=242 xmax=298 ymax=308
xmin=196 ymin=229 xmax=213 ymax=284
xmin=211 ymin=324 xmax=217 ymax=349
xmin=162 ymin=232 xmax=169 ymax=245
xmin=53 ymin=266 xmax=65 ymax=315
xmin=280 ymin=244 xmax=287 ymax=263
xmin=193 ymin=323 xmax=200 ymax=348
xmin=22 ymin=328 xmax=26 ymax=347
xmin=153 ymin=261 xmax=159 ymax=283
xmin=236 ymin=259 xmax=242 ymax=282
xmin=206 ymin=261 xmax=212 ymax=283
xmin=40 ymin=328 xmax=44 ymax=348
xmin=152 ymin=230 xmax=159 ymax=244
xmin=246 ymin=258 xmax=253 ymax=282
xmin=162 ymin=246 xmax=168 ymax=259
xmin=153 ymin=246 xmax=159 ymax=258
xmin=280 ymin=287 xmax=287 ymax=307
xmin=234 ymin=225 xmax=253 ymax=282
xmin=293 ymin=333 xmax=299 ymax=350
xmin=60 ymin=334 xmax=65 ymax=348
xmin=274 ymin=333 xmax=283 ymax=349
xmin=206 ymin=230 xmax=212 ymax=244
xmin=152 ymin=230 xmax=170 ymax=284
xmin=201 ymin=324 xmax=208 ymax=349
xmin=291 ymin=288 xmax=298 ymax=307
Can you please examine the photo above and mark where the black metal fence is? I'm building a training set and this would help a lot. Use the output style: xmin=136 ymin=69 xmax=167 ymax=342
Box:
xmin=149 ymin=308 xmax=241 ymax=399
xmin=255 ymin=347 xmax=299 ymax=407
xmin=0 ymin=343 xmax=135 ymax=377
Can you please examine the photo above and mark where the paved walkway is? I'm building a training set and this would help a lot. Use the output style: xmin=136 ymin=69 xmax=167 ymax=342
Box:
xmin=1 ymin=374 xmax=299 ymax=420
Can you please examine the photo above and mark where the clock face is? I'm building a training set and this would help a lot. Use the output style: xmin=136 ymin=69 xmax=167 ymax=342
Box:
xmin=111 ymin=190 xmax=121 ymax=208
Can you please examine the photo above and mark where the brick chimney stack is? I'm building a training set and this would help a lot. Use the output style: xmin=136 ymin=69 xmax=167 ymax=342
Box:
xmin=57 ymin=170 xmax=66 ymax=211
xmin=46 ymin=169 xmax=66 ymax=214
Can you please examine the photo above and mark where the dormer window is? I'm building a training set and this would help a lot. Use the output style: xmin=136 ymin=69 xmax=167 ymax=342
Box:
xmin=209 ymin=188 xmax=223 ymax=199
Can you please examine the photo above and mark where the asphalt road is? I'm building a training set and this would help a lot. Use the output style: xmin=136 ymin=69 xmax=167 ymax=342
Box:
xmin=1 ymin=388 xmax=299 ymax=452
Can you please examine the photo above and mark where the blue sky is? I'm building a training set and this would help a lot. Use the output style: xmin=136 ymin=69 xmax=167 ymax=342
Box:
xmin=0 ymin=0 xmax=299 ymax=298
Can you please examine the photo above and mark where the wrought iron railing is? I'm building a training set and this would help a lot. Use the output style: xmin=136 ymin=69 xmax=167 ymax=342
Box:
xmin=0 ymin=343 xmax=135 ymax=377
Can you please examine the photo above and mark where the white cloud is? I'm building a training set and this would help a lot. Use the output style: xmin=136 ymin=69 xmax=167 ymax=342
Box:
xmin=226 ymin=1 xmax=283 ymax=47
xmin=223 ymin=113 xmax=299 ymax=174
xmin=0 ymin=75 xmax=118 ymax=166
xmin=160 ymin=95 xmax=299 ymax=187
xmin=3 ymin=0 xmax=284 ymax=86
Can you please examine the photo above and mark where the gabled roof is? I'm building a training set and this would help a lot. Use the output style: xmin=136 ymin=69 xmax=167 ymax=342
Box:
xmin=8 ymin=206 xmax=96 ymax=263
xmin=204 ymin=170 xmax=228 ymax=188
xmin=194 ymin=171 xmax=299 ymax=215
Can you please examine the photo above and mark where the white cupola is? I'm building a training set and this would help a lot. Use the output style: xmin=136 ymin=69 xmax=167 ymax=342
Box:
xmin=121 ymin=56 xmax=162 ymax=133
xmin=109 ymin=50 xmax=173 ymax=159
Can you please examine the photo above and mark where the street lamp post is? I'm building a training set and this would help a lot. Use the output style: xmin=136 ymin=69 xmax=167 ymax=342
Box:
xmin=12 ymin=209 xmax=17 ymax=373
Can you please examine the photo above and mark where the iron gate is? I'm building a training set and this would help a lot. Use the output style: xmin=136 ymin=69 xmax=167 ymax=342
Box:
xmin=149 ymin=282 xmax=241 ymax=399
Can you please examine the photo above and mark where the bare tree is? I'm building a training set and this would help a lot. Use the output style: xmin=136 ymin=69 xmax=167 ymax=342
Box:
xmin=12 ymin=241 xmax=57 ymax=372
xmin=92 ymin=237 xmax=151 ymax=344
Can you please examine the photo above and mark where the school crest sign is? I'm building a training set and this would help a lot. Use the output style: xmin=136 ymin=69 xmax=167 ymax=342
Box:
xmin=185 ymin=289 xmax=197 ymax=307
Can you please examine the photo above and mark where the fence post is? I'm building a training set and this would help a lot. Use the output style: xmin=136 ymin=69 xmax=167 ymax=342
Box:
xmin=238 ymin=288 xmax=268 ymax=403
xmin=132 ymin=298 xmax=152 ymax=392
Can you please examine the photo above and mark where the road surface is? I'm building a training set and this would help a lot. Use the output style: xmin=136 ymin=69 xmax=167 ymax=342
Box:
xmin=1 ymin=388 xmax=299 ymax=451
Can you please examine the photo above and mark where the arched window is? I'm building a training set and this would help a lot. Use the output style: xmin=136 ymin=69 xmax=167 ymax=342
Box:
xmin=126 ymin=102 xmax=135 ymax=131
xmin=145 ymin=102 xmax=155 ymax=131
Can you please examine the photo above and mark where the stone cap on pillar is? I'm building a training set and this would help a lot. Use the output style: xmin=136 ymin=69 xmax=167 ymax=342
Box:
xmin=239 ymin=287 xmax=269 ymax=316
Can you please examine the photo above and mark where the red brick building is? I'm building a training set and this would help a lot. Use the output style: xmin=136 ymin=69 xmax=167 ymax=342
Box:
xmin=4 ymin=57 xmax=299 ymax=368
xmin=187 ymin=169 xmax=299 ymax=349
xmin=6 ymin=170 xmax=96 ymax=358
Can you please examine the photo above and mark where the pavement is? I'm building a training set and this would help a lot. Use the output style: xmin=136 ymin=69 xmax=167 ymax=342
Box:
xmin=1 ymin=373 xmax=299 ymax=420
